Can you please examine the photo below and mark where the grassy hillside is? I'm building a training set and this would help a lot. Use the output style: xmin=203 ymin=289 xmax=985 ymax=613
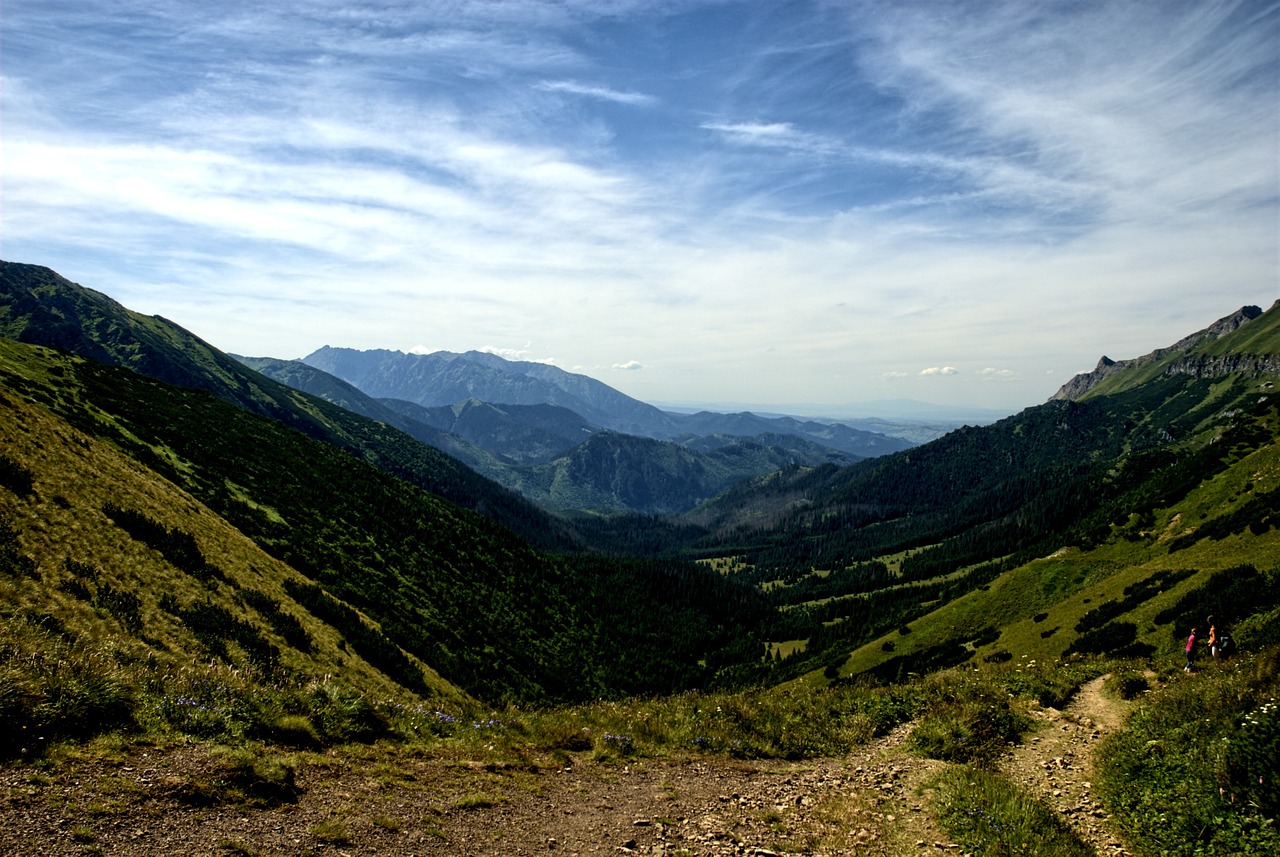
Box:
xmin=0 ymin=367 xmax=471 ymax=756
xmin=674 ymin=304 xmax=1280 ymax=682
xmin=829 ymin=432 xmax=1280 ymax=683
xmin=0 ymin=338 xmax=772 ymax=706
xmin=0 ymin=260 xmax=580 ymax=553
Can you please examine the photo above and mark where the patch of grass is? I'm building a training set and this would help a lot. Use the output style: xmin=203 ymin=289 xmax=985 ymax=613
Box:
xmin=0 ymin=614 xmax=136 ymax=758
xmin=931 ymin=765 xmax=1093 ymax=856
xmin=908 ymin=693 xmax=1029 ymax=767
xmin=454 ymin=791 xmax=506 ymax=810
xmin=309 ymin=817 xmax=352 ymax=845
xmin=370 ymin=815 xmax=401 ymax=831
xmin=1102 ymin=667 xmax=1149 ymax=700
xmin=271 ymin=715 xmax=320 ymax=748
xmin=173 ymin=745 xmax=298 ymax=807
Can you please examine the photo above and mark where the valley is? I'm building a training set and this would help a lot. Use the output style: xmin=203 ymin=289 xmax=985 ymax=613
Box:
xmin=1 ymin=261 xmax=1278 ymax=855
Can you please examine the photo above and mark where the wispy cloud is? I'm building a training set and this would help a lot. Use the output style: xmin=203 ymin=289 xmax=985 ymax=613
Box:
xmin=1 ymin=0 xmax=1274 ymax=412
xmin=536 ymin=80 xmax=656 ymax=105
xmin=613 ymin=360 xmax=644 ymax=371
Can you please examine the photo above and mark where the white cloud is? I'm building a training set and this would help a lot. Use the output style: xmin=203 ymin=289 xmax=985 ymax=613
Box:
xmin=536 ymin=80 xmax=656 ymax=105
xmin=920 ymin=366 xmax=959 ymax=377
xmin=613 ymin=360 xmax=644 ymax=371
xmin=481 ymin=345 xmax=556 ymax=364
xmin=980 ymin=367 xmax=1016 ymax=379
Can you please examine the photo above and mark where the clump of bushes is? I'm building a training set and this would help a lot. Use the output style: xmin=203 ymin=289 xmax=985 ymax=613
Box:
xmin=172 ymin=745 xmax=298 ymax=807
xmin=908 ymin=692 xmax=1028 ymax=766
xmin=0 ymin=613 xmax=136 ymax=758
xmin=147 ymin=660 xmax=390 ymax=746
xmin=0 ymin=454 xmax=35 ymax=496
xmin=1103 ymin=668 xmax=1149 ymax=700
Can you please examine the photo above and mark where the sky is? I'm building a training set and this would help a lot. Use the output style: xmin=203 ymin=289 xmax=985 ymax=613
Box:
xmin=2 ymin=0 xmax=1278 ymax=417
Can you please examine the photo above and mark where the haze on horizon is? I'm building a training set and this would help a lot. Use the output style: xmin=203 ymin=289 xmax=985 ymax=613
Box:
xmin=2 ymin=0 xmax=1277 ymax=416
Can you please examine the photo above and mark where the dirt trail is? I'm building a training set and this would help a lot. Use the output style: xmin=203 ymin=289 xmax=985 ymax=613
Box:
xmin=1 ymin=678 xmax=1134 ymax=856
xmin=0 ymin=726 xmax=957 ymax=856
xmin=999 ymin=675 xmax=1132 ymax=856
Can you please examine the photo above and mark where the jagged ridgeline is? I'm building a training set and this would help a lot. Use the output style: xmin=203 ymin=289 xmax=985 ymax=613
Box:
xmin=0 ymin=264 xmax=774 ymax=722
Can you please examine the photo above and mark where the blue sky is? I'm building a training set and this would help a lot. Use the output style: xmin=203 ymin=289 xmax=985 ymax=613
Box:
xmin=3 ymin=0 xmax=1277 ymax=416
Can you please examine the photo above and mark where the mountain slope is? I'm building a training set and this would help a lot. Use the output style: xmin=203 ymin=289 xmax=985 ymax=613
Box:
xmin=233 ymin=354 xmax=504 ymax=471
xmin=1052 ymin=303 xmax=1279 ymax=400
xmin=0 ymin=337 xmax=772 ymax=703
xmin=377 ymin=397 xmax=600 ymax=465
xmin=304 ymin=345 xmax=680 ymax=437
xmin=830 ymin=400 xmax=1280 ymax=685
xmin=687 ymin=303 xmax=1280 ymax=679
xmin=0 ymin=261 xmax=576 ymax=551
xmin=507 ymin=431 xmax=855 ymax=516
xmin=0 ymin=353 xmax=472 ymax=751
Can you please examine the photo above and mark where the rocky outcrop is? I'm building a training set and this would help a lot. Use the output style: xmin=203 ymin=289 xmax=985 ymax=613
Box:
xmin=1052 ymin=304 xmax=1272 ymax=401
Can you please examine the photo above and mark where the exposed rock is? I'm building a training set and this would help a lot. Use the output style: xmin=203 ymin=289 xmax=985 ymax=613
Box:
xmin=1052 ymin=304 xmax=1271 ymax=401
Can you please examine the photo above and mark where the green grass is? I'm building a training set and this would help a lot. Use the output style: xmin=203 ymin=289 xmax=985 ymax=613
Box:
xmin=931 ymin=766 xmax=1094 ymax=856
xmin=1097 ymin=647 xmax=1280 ymax=856
xmin=454 ymin=791 xmax=506 ymax=810
xmin=309 ymin=817 xmax=352 ymax=844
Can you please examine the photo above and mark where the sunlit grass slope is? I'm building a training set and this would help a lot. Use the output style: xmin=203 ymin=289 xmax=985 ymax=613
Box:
xmin=0 ymin=356 xmax=471 ymax=756
xmin=826 ymin=394 xmax=1280 ymax=682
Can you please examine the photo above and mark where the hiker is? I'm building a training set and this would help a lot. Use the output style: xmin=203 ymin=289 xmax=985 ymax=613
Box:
xmin=1208 ymin=616 xmax=1219 ymax=658
xmin=1218 ymin=626 xmax=1234 ymax=659
xmin=1185 ymin=627 xmax=1197 ymax=672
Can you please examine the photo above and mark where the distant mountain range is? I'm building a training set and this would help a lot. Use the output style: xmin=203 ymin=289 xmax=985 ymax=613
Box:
xmin=301 ymin=345 xmax=914 ymax=453
xmin=281 ymin=345 xmax=912 ymax=513
xmin=243 ymin=348 xmax=888 ymax=514
xmin=303 ymin=346 xmax=677 ymax=437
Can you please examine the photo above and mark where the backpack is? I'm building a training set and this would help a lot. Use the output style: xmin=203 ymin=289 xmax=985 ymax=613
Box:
xmin=1219 ymin=634 xmax=1233 ymax=656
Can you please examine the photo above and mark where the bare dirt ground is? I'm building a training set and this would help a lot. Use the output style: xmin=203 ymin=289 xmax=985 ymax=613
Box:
xmin=1 ymin=679 xmax=1131 ymax=857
